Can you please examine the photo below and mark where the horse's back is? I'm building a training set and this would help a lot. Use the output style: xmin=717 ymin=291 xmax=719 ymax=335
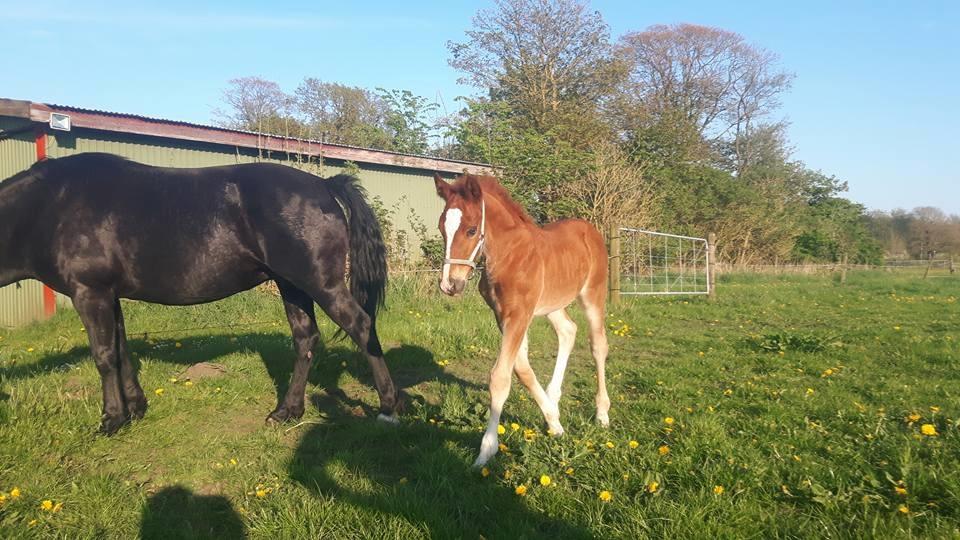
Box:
xmin=29 ymin=154 xmax=345 ymax=303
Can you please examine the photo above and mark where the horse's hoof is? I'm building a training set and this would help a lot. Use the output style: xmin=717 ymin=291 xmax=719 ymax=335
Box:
xmin=377 ymin=412 xmax=399 ymax=425
xmin=126 ymin=397 xmax=148 ymax=420
xmin=266 ymin=405 xmax=303 ymax=425
xmin=99 ymin=415 xmax=129 ymax=435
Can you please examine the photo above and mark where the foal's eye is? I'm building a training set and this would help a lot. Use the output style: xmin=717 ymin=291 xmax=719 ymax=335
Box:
xmin=466 ymin=227 xmax=478 ymax=237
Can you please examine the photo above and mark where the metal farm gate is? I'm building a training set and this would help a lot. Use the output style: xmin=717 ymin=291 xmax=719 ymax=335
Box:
xmin=609 ymin=228 xmax=714 ymax=299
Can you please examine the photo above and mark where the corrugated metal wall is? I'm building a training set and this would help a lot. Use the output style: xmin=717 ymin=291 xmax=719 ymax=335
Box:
xmin=0 ymin=118 xmax=47 ymax=327
xmin=1 ymin=123 xmax=445 ymax=327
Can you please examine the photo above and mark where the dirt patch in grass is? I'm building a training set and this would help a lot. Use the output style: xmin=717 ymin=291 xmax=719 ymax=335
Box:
xmin=179 ymin=362 xmax=228 ymax=380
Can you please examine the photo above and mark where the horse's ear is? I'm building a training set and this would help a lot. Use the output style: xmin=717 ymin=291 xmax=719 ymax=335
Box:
xmin=434 ymin=173 xmax=450 ymax=199
xmin=464 ymin=175 xmax=482 ymax=201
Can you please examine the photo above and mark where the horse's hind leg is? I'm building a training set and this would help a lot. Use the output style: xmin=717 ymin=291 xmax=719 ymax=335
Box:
xmin=267 ymin=279 xmax=320 ymax=424
xmin=580 ymin=285 xmax=611 ymax=427
xmin=115 ymin=300 xmax=147 ymax=420
xmin=311 ymin=281 xmax=399 ymax=422
xmin=72 ymin=287 xmax=128 ymax=434
xmin=545 ymin=309 xmax=577 ymax=406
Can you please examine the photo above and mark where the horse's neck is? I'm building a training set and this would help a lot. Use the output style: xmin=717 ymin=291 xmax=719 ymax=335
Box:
xmin=0 ymin=183 xmax=34 ymax=286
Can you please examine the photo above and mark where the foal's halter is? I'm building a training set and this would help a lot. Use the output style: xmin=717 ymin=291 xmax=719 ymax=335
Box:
xmin=443 ymin=199 xmax=486 ymax=269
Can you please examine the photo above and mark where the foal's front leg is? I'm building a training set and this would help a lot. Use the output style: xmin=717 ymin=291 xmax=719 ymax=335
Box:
xmin=475 ymin=313 xmax=531 ymax=467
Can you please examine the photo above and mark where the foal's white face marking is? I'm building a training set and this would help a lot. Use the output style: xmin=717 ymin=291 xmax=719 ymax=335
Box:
xmin=441 ymin=207 xmax=462 ymax=292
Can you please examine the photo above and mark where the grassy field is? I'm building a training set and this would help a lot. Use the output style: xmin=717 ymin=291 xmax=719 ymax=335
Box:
xmin=0 ymin=271 xmax=958 ymax=538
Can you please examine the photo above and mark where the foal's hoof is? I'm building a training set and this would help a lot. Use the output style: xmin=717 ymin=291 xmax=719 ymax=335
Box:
xmin=376 ymin=412 xmax=399 ymax=425
xmin=99 ymin=415 xmax=130 ymax=436
xmin=266 ymin=406 xmax=303 ymax=425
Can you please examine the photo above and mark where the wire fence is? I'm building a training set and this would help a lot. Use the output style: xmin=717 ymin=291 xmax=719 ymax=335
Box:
xmin=617 ymin=228 xmax=710 ymax=295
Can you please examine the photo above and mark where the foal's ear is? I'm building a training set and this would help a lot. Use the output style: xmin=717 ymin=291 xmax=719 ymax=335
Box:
xmin=434 ymin=173 xmax=450 ymax=199
xmin=464 ymin=175 xmax=482 ymax=201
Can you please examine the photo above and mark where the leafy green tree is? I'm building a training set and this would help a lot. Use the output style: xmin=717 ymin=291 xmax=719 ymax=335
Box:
xmin=377 ymin=89 xmax=439 ymax=155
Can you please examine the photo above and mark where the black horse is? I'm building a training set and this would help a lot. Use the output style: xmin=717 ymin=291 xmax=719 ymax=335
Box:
xmin=0 ymin=153 xmax=399 ymax=434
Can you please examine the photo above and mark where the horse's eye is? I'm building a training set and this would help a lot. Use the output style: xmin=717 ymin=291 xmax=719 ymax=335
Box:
xmin=466 ymin=227 xmax=478 ymax=237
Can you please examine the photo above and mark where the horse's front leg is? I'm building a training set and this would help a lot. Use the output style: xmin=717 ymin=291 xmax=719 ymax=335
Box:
xmin=72 ymin=288 xmax=129 ymax=434
xmin=475 ymin=312 xmax=532 ymax=467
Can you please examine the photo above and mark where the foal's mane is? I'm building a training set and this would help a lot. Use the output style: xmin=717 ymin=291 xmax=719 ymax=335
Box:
xmin=456 ymin=174 xmax=535 ymax=226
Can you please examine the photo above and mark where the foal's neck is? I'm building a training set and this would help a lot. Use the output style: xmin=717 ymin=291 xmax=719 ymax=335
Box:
xmin=480 ymin=192 xmax=537 ymax=275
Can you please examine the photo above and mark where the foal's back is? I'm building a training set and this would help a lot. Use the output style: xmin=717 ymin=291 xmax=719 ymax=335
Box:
xmin=532 ymin=218 xmax=608 ymax=314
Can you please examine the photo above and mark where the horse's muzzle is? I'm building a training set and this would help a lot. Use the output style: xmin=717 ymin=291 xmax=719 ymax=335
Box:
xmin=440 ymin=277 xmax=466 ymax=297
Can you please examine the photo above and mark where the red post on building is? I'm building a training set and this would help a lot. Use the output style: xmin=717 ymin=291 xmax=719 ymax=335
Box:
xmin=35 ymin=126 xmax=57 ymax=318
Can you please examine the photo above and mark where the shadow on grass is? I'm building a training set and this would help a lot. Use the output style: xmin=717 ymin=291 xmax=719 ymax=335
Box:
xmin=289 ymin=417 xmax=593 ymax=539
xmin=1 ymin=331 xmax=479 ymax=418
xmin=140 ymin=485 xmax=245 ymax=539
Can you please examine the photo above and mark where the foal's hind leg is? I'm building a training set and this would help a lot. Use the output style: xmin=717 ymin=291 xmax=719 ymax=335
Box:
xmin=580 ymin=289 xmax=611 ymax=426
xmin=267 ymin=279 xmax=321 ymax=424
xmin=115 ymin=300 xmax=147 ymax=420
xmin=311 ymin=281 xmax=399 ymax=422
xmin=545 ymin=309 xmax=577 ymax=406
xmin=72 ymin=288 xmax=128 ymax=434
xmin=513 ymin=332 xmax=564 ymax=436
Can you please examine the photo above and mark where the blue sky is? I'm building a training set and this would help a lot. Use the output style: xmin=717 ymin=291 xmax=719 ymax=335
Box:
xmin=2 ymin=1 xmax=957 ymax=214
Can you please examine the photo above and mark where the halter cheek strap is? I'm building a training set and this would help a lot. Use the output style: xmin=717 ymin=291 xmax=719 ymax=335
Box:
xmin=444 ymin=199 xmax=485 ymax=269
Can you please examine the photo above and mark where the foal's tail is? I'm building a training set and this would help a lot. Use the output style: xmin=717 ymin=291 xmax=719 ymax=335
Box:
xmin=327 ymin=174 xmax=388 ymax=322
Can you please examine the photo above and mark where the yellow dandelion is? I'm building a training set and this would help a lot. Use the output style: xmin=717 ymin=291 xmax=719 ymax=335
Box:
xmin=821 ymin=369 xmax=834 ymax=377
xmin=0 ymin=494 xmax=6 ymax=504
xmin=629 ymin=440 xmax=639 ymax=449
xmin=27 ymin=519 xmax=37 ymax=527
xmin=184 ymin=381 xmax=194 ymax=387
xmin=713 ymin=485 xmax=724 ymax=495
xmin=168 ymin=377 xmax=178 ymax=383
xmin=723 ymin=388 xmax=733 ymax=396
xmin=27 ymin=347 xmax=35 ymax=353
xmin=893 ymin=326 xmax=901 ymax=331
xmin=497 ymin=424 xmax=506 ymax=435
xmin=515 ymin=484 xmax=527 ymax=496
xmin=154 ymin=388 xmax=164 ymax=396
xmin=598 ymin=490 xmax=613 ymax=502
xmin=40 ymin=500 xmax=53 ymax=511
xmin=898 ymin=504 xmax=909 ymax=514
xmin=658 ymin=445 xmax=670 ymax=456
xmin=229 ymin=458 xmax=238 ymax=466
xmin=481 ymin=467 xmax=489 ymax=477
xmin=565 ymin=467 xmax=574 ymax=475
xmin=930 ymin=406 xmax=941 ymax=413
xmin=806 ymin=388 xmax=814 ymax=396
xmin=10 ymin=487 xmax=21 ymax=499
xmin=663 ymin=417 xmax=675 ymax=426
xmin=605 ymin=441 xmax=615 ymax=449
xmin=907 ymin=413 xmax=921 ymax=423
xmin=647 ymin=481 xmax=659 ymax=493
xmin=540 ymin=475 xmax=551 ymax=487
xmin=894 ymin=486 xmax=907 ymax=496
xmin=510 ymin=422 xmax=520 ymax=431
xmin=921 ymin=424 xmax=938 ymax=436
xmin=255 ymin=489 xmax=267 ymax=498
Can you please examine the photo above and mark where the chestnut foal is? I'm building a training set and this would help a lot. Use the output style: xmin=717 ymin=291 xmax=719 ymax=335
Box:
xmin=434 ymin=173 xmax=610 ymax=467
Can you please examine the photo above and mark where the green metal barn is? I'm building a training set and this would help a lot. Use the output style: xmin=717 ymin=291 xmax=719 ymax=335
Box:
xmin=0 ymin=98 xmax=489 ymax=327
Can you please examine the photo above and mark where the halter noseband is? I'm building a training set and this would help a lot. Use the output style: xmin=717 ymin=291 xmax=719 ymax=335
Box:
xmin=443 ymin=199 xmax=486 ymax=269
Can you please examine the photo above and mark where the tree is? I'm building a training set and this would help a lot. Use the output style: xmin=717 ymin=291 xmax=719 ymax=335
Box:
xmin=559 ymin=140 xmax=659 ymax=233
xmin=447 ymin=0 xmax=620 ymax=136
xmin=214 ymin=76 xmax=295 ymax=135
xmin=294 ymin=79 xmax=392 ymax=148
xmin=616 ymin=23 xmax=793 ymax=174
xmin=377 ymin=89 xmax=438 ymax=155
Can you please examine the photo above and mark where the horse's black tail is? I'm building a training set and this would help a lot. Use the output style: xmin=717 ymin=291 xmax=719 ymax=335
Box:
xmin=326 ymin=174 xmax=388 ymax=323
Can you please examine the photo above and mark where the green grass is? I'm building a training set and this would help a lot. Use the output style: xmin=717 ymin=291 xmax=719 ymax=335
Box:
xmin=1 ymin=271 xmax=958 ymax=538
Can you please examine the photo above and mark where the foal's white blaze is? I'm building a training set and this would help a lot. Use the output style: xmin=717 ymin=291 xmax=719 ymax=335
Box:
xmin=441 ymin=207 xmax=462 ymax=292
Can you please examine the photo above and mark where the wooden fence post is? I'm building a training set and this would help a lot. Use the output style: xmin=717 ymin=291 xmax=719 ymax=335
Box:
xmin=707 ymin=232 xmax=717 ymax=299
xmin=608 ymin=224 xmax=621 ymax=305
xmin=840 ymin=253 xmax=848 ymax=285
